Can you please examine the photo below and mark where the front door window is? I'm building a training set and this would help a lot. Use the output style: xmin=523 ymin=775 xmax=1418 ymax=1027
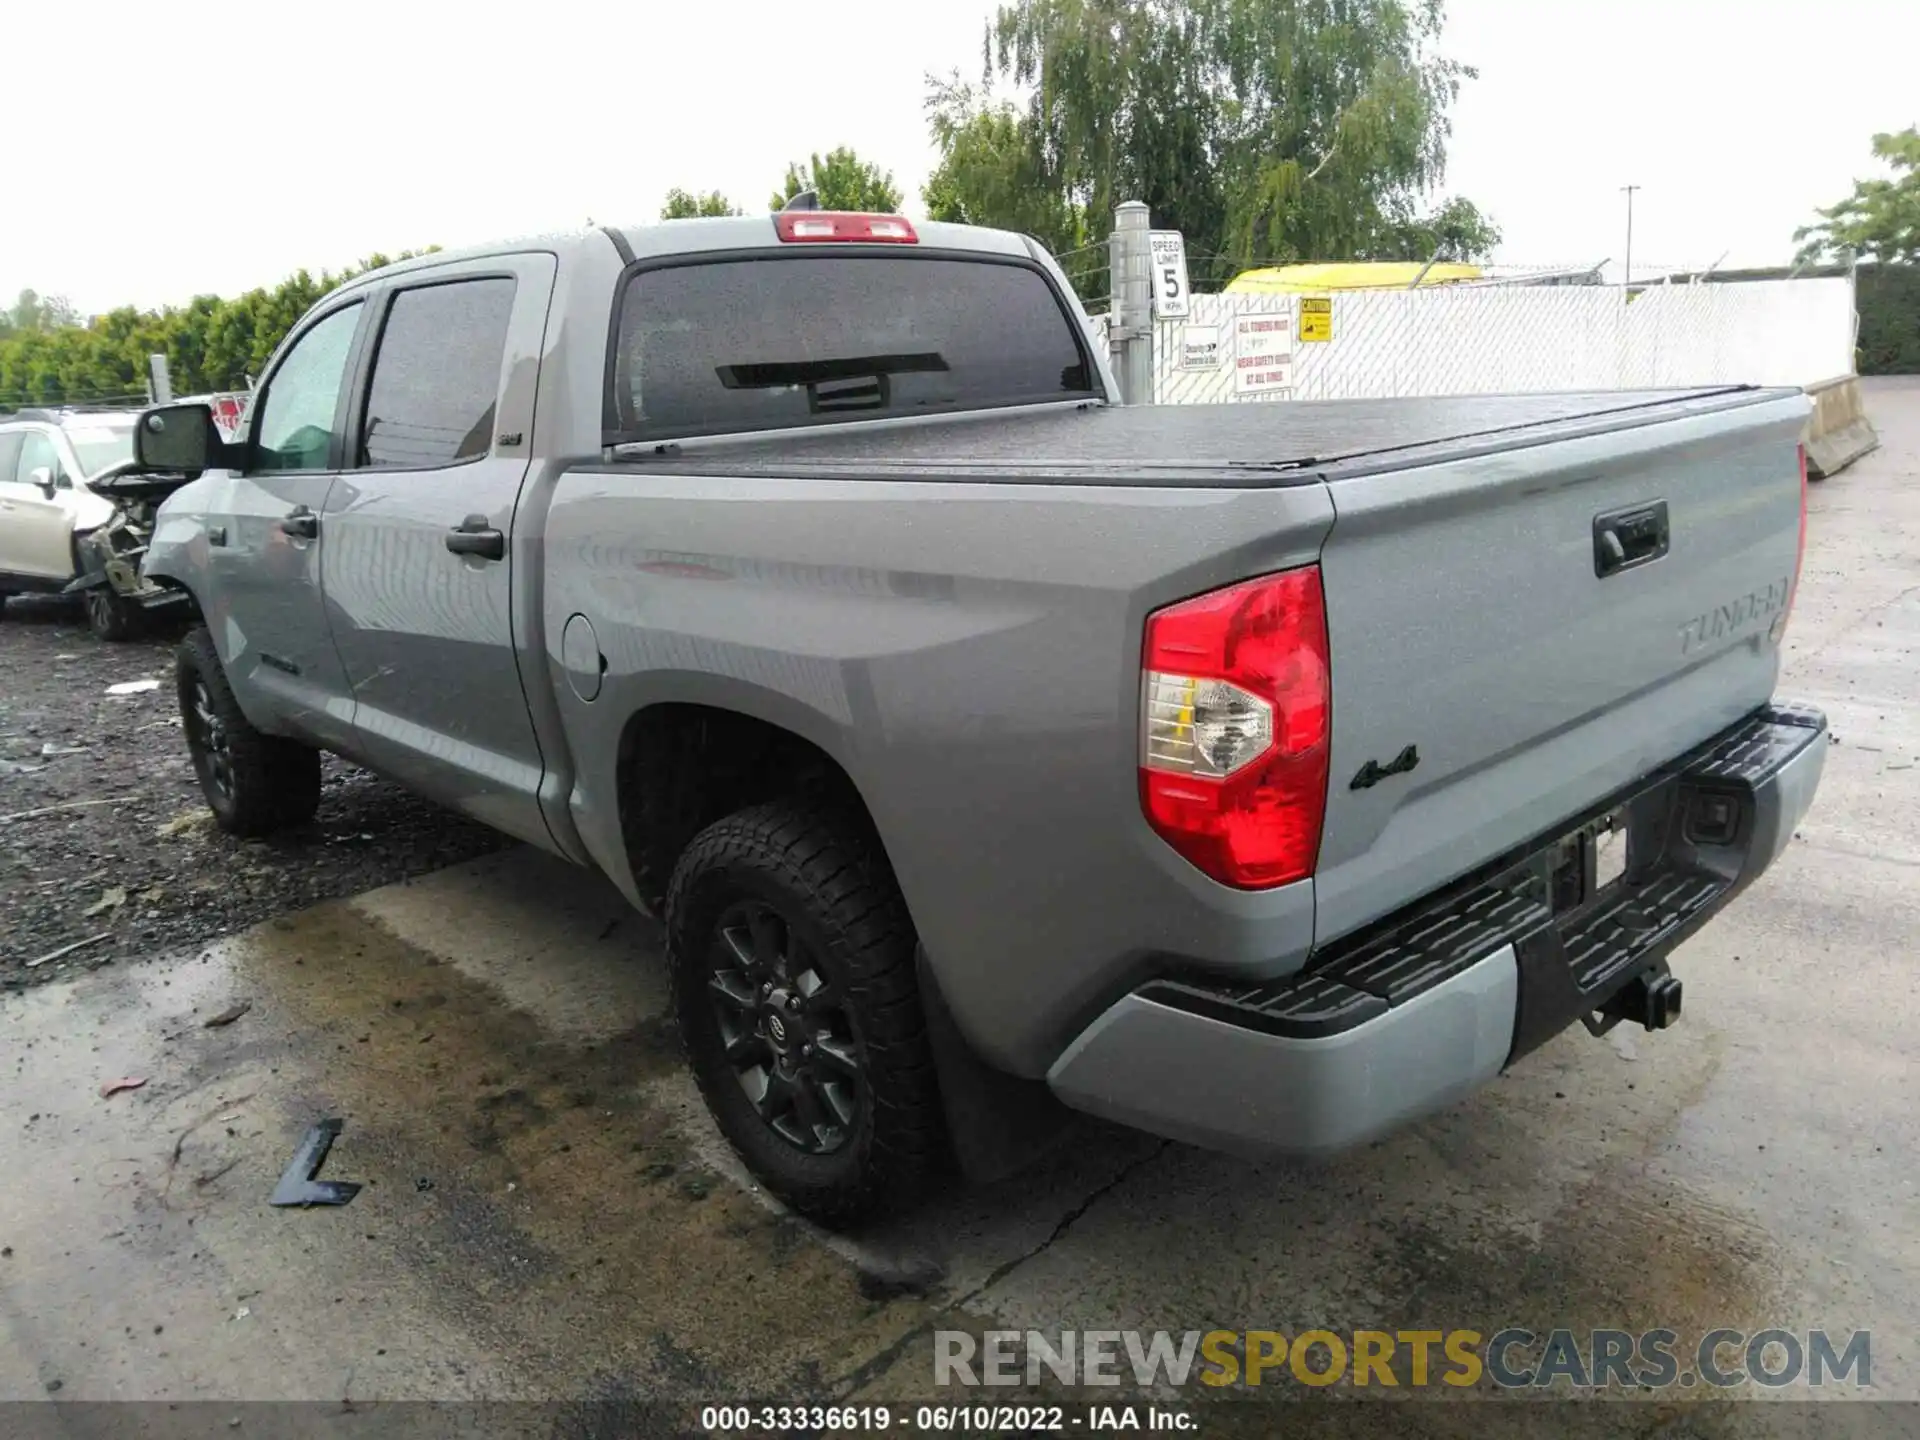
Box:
xmin=252 ymin=303 xmax=362 ymax=471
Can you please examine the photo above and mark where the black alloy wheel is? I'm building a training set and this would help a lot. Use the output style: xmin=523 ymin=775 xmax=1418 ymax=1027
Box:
xmin=706 ymin=898 xmax=867 ymax=1155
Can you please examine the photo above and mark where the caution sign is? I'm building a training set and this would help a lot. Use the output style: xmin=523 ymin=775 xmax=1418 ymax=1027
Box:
xmin=1298 ymin=296 xmax=1332 ymax=342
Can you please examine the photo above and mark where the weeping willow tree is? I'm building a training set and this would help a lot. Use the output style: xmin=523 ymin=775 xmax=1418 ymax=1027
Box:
xmin=926 ymin=0 xmax=1498 ymax=271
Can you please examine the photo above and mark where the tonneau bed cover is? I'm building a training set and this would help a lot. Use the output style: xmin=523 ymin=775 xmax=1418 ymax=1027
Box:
xmin=612 ymin=386 xmax=1794 ymax=485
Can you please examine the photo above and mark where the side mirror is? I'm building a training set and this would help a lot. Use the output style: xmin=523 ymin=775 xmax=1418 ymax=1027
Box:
xmin=135 ymin=402 xmax=240 ymax=475
xmin=27 ymin=466 xmax=56 ymax=499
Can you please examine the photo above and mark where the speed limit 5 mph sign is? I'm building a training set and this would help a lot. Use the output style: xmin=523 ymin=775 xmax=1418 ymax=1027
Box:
xmin=1149 ymin=231 xmax=1191 ymax=319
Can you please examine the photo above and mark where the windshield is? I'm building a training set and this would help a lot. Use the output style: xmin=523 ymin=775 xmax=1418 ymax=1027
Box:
xmin=61 ymin=420 xmax=138 ymax=477
xmin=609 ymin=253 xmax=1097 ymax=442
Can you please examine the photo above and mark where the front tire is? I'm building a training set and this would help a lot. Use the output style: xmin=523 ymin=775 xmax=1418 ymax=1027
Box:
xmin=666 ymin=802 xmax=944 ymax=1226
xmin=176 ymin=626 xmax=321 ymax=837
xmin=85 ymin=586 xmax=139 ymax=641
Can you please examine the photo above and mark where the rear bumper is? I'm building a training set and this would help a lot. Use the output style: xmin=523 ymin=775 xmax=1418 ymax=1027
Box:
xmin=1046 ymin=701 xmax=1828 ymax=1157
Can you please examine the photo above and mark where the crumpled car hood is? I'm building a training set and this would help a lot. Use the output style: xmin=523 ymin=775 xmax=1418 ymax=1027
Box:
xmin=85 ymin=469 xmax=195 ymax=504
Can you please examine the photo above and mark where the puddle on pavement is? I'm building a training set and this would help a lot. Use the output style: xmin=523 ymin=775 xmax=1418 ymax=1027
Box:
xmin=0 ymin=860 xmax=934 ymax=1400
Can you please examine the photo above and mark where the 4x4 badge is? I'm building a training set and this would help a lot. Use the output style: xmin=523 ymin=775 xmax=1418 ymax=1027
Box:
xmin=1351 ymin=745 xmax=1420 ymax=791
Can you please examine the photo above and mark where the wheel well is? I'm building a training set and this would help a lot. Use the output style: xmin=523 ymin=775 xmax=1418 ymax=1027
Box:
xmin=616 ymin=703 xmax=879 ymax=910
xmin=149 ymin=575 xmax=205 ymax=621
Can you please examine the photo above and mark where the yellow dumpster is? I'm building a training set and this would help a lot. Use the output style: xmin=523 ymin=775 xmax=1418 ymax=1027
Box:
xmin=1223 ymin=261 xmax=1483 ymax=295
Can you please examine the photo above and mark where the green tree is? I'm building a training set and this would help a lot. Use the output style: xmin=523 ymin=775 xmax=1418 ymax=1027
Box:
xmin=962 ymin=0 xmax=1494 ymax=272
xmin=770 ymin=147 xmax=902 ymax=213
xmin=1377 ymin=194 xmax=1501 ymax=263
xmin=2 ymin=288 xmax=81 ymax=338
xmin=0 ymin=248 xmax=438 ymax=409
xmin=661 ymin=187 xmax=743 ymax=219
xmin=924 ymin=77 xmax=1087 ymax=248
xmin=1796 ymin=126 xmax=1920 ymax=265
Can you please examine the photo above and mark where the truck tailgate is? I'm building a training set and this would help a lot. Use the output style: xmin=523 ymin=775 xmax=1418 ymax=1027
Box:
xmin=1311 ymin=390 xmax=1809 ymax=946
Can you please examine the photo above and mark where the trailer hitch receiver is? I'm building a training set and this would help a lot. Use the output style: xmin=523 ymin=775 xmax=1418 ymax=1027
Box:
xmin=1583 ymin=962 xmax=1684 ymax=1037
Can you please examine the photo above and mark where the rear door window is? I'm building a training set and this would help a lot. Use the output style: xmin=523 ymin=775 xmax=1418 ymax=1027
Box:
xmin=357 ymin=278 xmax=516 ymax=468
xmin=610 ymin=255 xmax=1096 ymax=441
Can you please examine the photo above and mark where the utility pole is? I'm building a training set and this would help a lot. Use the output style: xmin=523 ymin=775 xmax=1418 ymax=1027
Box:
xmin=1621 ymin=184 xmax=1640 ymax=291
xmin=1110 ymin=200 xmax=1153 ymax=404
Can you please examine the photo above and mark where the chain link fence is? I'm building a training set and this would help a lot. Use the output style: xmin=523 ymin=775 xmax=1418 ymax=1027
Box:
xmin=1145 ymin=278 xmax=1856 ymax=406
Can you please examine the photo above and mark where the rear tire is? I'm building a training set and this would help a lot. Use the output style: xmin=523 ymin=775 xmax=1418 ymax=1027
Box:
xmin=85 ymin=586 xmax=140 ymax=642
xmin=666 ymin=801 xmax=944 ymax=1226
xmin=176 ymin=625 xmax=321 ymax=837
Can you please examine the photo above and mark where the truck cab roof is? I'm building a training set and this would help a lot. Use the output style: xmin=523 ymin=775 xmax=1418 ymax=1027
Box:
xmin=330 ymin=216 xmax=1044 ymax=301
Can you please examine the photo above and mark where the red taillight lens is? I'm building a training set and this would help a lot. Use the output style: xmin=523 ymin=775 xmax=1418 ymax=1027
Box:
xmin=773 ymin=212 xmax=918 ymax=244
xmin=1140 ymin=567 xmax=1332 ymax=889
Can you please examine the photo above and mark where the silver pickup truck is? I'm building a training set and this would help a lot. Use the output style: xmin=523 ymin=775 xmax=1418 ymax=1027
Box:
xmin=132 ymin=209 xmax=1827 ymax=1225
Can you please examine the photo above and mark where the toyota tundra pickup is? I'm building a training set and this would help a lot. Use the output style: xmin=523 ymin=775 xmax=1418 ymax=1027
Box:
xmin=131 ymin=207 xmax=1827 ymax=1225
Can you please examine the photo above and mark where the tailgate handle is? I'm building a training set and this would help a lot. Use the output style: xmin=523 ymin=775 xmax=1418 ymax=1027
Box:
xmin=1593 ymin=501 xmax=1669 ymax=577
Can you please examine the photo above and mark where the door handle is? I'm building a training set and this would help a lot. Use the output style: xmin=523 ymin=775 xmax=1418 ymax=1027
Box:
xmin=1592 ymin=501 xmax=1669 ymax=577
xmin=280 ymin=506 xmax=319 ymax=540
xmin=445 ymin=513 xmax=505 ymax=562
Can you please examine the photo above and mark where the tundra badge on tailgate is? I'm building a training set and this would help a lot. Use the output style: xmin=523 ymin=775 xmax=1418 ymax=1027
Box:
xmin=1678 ymin=575 xmax=1792 ymax=655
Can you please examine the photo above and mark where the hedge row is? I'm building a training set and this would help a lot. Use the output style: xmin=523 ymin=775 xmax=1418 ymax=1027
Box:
xmin=1857 ymin=265 xmax=1920 ymax=375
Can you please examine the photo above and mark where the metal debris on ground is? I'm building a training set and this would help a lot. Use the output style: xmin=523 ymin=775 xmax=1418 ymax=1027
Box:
xmin=40 ymin=743 xmax=88 ymax=757
xmin=203 ymin=1001 xmax=252 ymax=1028
xmin=269 ymin=1119 xmax=363 ymax=1208
xmin=105 ymin=679 xmax=161 ymax=696
xmin=99 ymin=1077 xmax=148 ymax=1099
xmin=26 ymin=931 xmax=113 ymax=968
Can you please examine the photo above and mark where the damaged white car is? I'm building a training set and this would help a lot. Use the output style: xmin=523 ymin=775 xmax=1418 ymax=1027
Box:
xmin=0 ymin=408 xmax=194 ymax=639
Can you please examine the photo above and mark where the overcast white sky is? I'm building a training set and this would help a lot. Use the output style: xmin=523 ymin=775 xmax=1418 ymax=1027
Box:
xmin=5 ymin=0 xmax=1914 ymax=314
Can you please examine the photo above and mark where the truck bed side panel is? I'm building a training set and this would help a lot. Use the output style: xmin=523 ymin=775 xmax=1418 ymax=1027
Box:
xmin=541 ymin=472 xmax=1333 ymax=1075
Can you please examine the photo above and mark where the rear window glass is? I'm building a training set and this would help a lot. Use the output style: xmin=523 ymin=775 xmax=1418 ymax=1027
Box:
xmin=609 ymin=255 xmax=1096 ymax=440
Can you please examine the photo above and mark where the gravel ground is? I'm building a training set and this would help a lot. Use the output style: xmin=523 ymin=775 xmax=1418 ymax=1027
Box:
xmin=0 ymin=595 xmax=509 ymax=987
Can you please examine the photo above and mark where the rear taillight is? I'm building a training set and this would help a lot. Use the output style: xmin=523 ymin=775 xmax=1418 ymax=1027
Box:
xmin=773 ymin=212 xmax=918 ymax=244
xmin=1140 ymin=567 xmax=1332 ymax=889
xmin=1774 ymin=442 xmax=1809 ymax=645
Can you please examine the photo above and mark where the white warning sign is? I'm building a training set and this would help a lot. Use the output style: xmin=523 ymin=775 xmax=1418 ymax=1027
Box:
xmin=1233 ymin=310 xmax=1294 ymax=395
xmin=1178 ymin=325 xmax=1220 ymax=371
